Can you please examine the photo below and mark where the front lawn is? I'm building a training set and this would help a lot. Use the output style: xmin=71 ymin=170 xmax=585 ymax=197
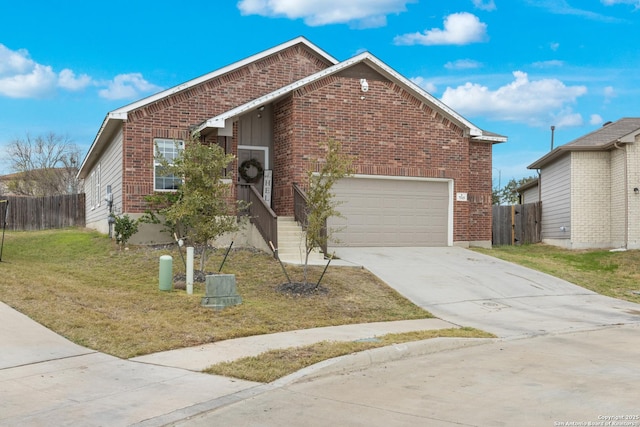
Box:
xmin=0 ymin=229 xmax=431 ymax=358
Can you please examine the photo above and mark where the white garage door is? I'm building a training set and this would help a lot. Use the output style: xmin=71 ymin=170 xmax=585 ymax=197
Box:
xmin=328 ymin=177 xmax=450 ymax=247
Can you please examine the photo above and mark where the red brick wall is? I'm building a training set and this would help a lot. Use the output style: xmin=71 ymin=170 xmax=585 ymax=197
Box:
xmin=121 ymin=44 xmax=333 ymax=213
xmin=272 ymin=74 xmax=493 ymax=243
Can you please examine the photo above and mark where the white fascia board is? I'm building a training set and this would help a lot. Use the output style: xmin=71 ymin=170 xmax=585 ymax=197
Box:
xmin=194 ymin=55 xmax=370 ymax=133
xmin=109 ymin=37 xmax=338 ymax=120
xmin=195 ymin=51 xmax=493 ymax=140
xmin=472 ymin=134 xmax=508 ymax=143
xmin=77 ymin=115 xmax=124 ymax=178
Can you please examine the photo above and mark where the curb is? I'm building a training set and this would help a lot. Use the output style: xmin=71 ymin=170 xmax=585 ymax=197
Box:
xmin=271 ymin=336 xmax=498 ymax=387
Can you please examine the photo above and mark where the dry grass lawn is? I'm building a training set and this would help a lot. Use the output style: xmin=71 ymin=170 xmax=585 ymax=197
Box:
xmin=0 ymin=229 xmax=432 ymax=358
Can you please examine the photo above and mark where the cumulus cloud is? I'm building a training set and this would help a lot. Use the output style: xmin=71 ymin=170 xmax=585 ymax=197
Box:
xmin=440 ymin=71 xmax=588 ymax=127
xmin=0 ymin=43 xmax=159 ymax=100
xmin=603 ymin=85 xmax=616 ymax=98
xmin=0 ymin=44 xmax=57 ymax=98
xmin=445 ymin=59 xmax=482 ymax=70
xmin=58 ymin=69 xmax=92 ymax=91
xmin=590 ymin=114 xmax=604 ymax=125
xmin=237 ymin=0 xmax=415 ymax=27
xmin=394 ymin=12 xmax=488 ymax=46
xmin=0 ymin=44 xmax=91 ymax=97
xmin=472 ymin=0 xmax=496 ymax=11
xmin=98 ymin=73 xmax=161 ymax=100
xmin=410 ymin=76 xmax=437 ymax=93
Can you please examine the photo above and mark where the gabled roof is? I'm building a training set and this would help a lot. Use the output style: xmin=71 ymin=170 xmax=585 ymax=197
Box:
xmin=528 ymin=118 xmax=640 ymax=169
xmin=195 ymin=51 xmax=506 ymax=143
xmin=78 ymin=37 xmax=337 ymax=178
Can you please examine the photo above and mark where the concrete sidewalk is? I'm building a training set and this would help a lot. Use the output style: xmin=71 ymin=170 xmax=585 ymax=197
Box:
xmin=0 ymin=301 xmax=460 ymax=426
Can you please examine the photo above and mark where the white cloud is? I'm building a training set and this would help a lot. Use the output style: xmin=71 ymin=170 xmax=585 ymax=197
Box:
xmin=445 ymin=59 xmax=482 ymax=70
xmin=472 ymin=0 xmax=496 ymax=11
xmin=0 ymin=44 xmax=95 ymax=98
xmin=552 ymin=109 xmax=583 ymax=128
xmin=98 ymin=73 xmax=161 ymax=100
xmin=440 ymin=71 xmax=588 ymax=127
xmin=550 ymin=42 xmax=560 ymax=51
xmin=58 ymin=69 xmax=92 ymax=91
xmin=590 ymin=114 xmax=604 ymax=125
xmin=410 ymin=76 xmax=437 ymax=93
xmin=0 ymin=44 xmax=57 ymax=98
xmin=603 ymin=85 xmax=616 ymax=98
xmin=237 ymin=0 xmax=416 ymax=27
xmin=394 ymin=12 xmax=488 ymax=46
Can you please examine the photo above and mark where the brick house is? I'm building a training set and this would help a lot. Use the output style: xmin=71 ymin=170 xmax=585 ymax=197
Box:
xmin=78 ymin=37 xmax=506 ymax=253
xmin=527 ymin=118 xmax=640 ymax=249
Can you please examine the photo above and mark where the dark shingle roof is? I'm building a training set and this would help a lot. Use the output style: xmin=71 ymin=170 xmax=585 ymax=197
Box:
xmin=528 ymin=118 xmax=640 ymax=169
xmin=563 ymin=118 xmax=640 ymax=148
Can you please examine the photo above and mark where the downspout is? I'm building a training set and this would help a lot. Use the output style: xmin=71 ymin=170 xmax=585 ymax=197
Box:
xmin=614 ymin=142 xmax=628 ymax=248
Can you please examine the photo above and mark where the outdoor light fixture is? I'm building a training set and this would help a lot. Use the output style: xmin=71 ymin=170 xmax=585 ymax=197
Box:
xmin=360 ymin=78 xmax=369 ymax=92
xmin=634 ymin=187 xmax=639 ymax=194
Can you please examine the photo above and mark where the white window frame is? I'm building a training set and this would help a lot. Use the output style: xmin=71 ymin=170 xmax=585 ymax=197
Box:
xmin=154 ymin=138 xmax=184 ymax=191
xmin=96 ymin=163 xmax=101 ymax=207
xmin=89 ymin=171 xmax=95 ymax=210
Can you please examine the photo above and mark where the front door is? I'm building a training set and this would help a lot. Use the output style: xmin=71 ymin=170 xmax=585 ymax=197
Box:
xmin=238 ymin=146 xmax=268 ymax=197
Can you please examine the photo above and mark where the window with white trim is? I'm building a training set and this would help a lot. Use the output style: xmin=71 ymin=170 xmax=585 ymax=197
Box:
xmin=96 ymin=163 xmax=101 ymax=207
xmin=90 ymin=171 xmax=95 ymax=209
xmin=154 ymin=139 xmax=184 ymax=191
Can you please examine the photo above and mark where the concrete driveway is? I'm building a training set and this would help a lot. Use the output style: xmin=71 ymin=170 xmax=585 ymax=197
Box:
xmin=333 ymin=246 xmax=640 ymax=338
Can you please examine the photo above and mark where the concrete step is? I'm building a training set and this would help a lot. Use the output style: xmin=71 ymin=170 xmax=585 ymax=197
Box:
xmin=276 ymin=217 xmax=326 ymax=265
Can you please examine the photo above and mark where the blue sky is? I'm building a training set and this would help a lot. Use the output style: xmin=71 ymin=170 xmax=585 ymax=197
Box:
xmin=1 ymin=0 xmax=639 ymax=188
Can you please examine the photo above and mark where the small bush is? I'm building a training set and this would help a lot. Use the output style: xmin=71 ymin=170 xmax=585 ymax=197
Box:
xmin=112 ymin=214 xmax=139 ymax=248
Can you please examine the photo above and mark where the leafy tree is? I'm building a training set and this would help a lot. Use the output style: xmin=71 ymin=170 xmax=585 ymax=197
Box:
xmin=302 ymin=139 xmax=354 ymax=284
xmin=6 ymin=133 xmax=81 ymax=196
xmin=146 ymin=133 xmax=243 ymax=272
xmin=494 ymin=176 xmax=537 ymax=205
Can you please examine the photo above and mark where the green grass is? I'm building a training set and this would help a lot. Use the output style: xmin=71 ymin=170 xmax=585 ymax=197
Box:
xmin=474 ymin=244 xmax=640 ymax=304
xmin=204 ymin=327 xmax=495 ymax=383
xmin=0 ymin=229 xmax=433 ymax=358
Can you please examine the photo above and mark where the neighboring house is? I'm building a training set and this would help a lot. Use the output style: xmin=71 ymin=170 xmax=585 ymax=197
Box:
xmin=517 ymin=178 xmax=540 ymax=204
xmin=78 ymin=37 xmax=506 ymax=249
xmin=527 ymin=118 xmax=640 ymax=249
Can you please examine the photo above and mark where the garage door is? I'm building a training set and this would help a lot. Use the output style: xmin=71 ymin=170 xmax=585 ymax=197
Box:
xmin=328 ymin=177 xmax=450 ymax=247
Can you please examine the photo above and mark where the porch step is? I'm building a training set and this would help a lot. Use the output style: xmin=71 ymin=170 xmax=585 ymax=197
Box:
xmin=276 ymin=217 xmax=326 ymax=265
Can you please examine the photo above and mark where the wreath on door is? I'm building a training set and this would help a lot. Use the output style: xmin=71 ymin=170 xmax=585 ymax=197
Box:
xmin=238 ymin=158 xmax=264 ymax=183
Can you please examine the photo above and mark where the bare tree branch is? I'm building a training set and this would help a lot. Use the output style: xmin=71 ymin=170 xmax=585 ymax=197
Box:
xmin=6 ymin=133 xmax=81 ymax=196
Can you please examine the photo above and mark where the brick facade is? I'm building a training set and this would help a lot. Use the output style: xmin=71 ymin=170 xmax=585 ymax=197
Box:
xmin=120 ymin=45 xmax=333 ymax=213
xmin=271 ymin=74 xmax=492 ymax=242
xmin=84 ymin=39 xmax=497 ymax=245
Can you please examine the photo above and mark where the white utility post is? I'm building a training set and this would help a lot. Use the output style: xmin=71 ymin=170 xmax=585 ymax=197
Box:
xmin=186 ymin=246 xmax=194 ymax=295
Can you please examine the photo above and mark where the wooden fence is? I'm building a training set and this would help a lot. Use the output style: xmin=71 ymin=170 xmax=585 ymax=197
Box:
xmin=0 ymin=194 xmax=85 ymax=231
xmin=492 ymin=202 xmax=541 ymax=246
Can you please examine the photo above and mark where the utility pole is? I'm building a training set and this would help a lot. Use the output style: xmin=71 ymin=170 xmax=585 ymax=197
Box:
xmin=550 ymin=125 xmax=556 ymax=151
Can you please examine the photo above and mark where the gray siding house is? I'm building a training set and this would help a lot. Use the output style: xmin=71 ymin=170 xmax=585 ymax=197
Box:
xmin=527 ymin=118 xmax=640 ymax=249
